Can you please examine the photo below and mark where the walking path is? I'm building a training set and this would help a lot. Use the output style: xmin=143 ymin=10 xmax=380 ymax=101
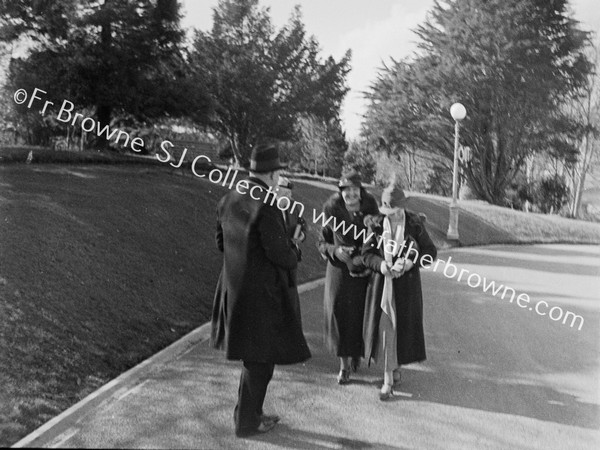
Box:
xmin=13 ymin=245 xmax=600 ymax=449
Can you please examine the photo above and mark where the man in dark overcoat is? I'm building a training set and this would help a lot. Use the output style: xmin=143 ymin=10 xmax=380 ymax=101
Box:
xmin=210 ymin=143 xmax=311 ymax=437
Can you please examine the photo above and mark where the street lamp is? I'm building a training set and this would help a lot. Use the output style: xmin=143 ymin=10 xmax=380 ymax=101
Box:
xmin=447 ymin=102 xmax=467 ymax=241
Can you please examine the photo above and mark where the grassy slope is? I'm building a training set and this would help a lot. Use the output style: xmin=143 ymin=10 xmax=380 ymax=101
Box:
xmin=460 ymin=200 xmax=600 ymax=243
xmin=304 ymin=180 xmax=600 ymax=246
xmin=0 ymin=146 xmax=162 ymax=165
xmin=409 ymin=192 xmax=600 ymax=244
xmin=0 ymin=164 xmax=332 ymax=446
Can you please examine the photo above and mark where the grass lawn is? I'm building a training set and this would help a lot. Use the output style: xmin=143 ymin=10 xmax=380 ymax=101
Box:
xmin=0 ymin=163 xmax=333 ymax=446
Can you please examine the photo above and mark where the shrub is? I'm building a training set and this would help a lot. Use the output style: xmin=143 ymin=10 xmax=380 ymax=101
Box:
xmin=534 ymin=175 xmax=570 ymax=214
xmin=426 ymin=163 xmax=452 ymax=197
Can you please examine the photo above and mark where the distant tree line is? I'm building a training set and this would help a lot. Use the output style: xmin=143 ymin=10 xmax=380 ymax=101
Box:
xmin=2 ymin=0 xmax=599 ymax=218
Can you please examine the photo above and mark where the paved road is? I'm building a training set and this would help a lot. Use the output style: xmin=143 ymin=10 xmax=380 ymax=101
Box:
xmin=14 ymin=245 xmax=600 ymax=449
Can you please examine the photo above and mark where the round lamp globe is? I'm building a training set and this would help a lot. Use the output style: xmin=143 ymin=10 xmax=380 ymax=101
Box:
xmin=450 ymin=103 xmax=467 ymax=121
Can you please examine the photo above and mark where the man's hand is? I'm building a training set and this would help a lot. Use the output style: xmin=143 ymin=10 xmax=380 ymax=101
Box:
xmin=291 ymin=232 xmax=305 ymax=247
xmin=292 ymin=243 xmax=302 ymax=261
xmin=293 ymin=223 xmax=306 ymax=243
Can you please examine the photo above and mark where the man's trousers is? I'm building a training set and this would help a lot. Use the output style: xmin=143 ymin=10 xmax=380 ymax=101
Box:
xmin=234 ymin=361 xmax=275 ymax=436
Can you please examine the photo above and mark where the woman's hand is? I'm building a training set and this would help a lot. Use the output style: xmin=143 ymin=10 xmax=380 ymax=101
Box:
xmin=391 ymin=258 xmax=405 ymax=273
xmin=363 ymin=214 xmax=378 ymax=229
xmin=391 ymin=258 xmax=405 ymax=278
xmin=380 ymin=261 xmax=392 ymax=276
xmin=335 ymin=246 xmax=353 ymax=263
xmin=389 ymin=258 xmax=415 ymax=278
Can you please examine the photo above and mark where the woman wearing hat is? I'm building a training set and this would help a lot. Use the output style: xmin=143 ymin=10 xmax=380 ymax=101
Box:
xmin=361 ymin=182 xmax=437 ymax=400
xmin=318 ymin=169 xmax=379 ymax=384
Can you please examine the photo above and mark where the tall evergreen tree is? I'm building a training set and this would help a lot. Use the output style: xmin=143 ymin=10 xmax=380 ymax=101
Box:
xmin=190 ymin=0 xmax=351 ymax=166
xmin=323 ymin=117 xmax=348 ymax=178
xmin=363 ymin=0 xmax=592 ymax=204
xmin=1 ymin=0 xmax=211 ymax=146
xmin=566 ymin=38 xmax=600 ymax=217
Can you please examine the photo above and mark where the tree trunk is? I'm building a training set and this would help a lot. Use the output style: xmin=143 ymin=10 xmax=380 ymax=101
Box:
xmin=96 ymin=104 xmax=111 ymax=149
xmin=406 ymin=151 xmax=416 ymax=190
xmin=572 ymin=168 xmax=586 ymax=218
xmin=525 ymin=155 xmax=534 ymax=212
xmin=96 ymin=0 xmax=112 ymax=149
xmin=571 ymin=129 xmax=595 ymax=218
xmin=230 ymin=135 xmax=242 ymax=168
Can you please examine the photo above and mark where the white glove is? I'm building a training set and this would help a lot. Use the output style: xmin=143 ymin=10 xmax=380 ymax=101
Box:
xmin=380 ymin=261 xmax=392 ymax=276
xmin=391 ymin=258 xmax=405 ymax=273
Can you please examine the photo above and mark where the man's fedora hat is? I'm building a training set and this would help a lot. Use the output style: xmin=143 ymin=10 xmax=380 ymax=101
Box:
xmin=338 ymin=169 xmax=362 ymax=189
xmin=250 ymin=143 xmax=288 ymax=173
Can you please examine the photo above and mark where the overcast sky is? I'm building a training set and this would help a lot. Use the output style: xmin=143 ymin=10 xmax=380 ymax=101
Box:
xmin=181 ymin=0 xmax=600 ymax=140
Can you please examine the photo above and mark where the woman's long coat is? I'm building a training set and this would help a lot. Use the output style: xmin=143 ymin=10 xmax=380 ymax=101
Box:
xmin=210 ymin=177 xmax=311 ymax=365
xmin=318 ymin=190 xmax=379 ymax=357
xmin=361 ymin=211 xmax=437 ymax=365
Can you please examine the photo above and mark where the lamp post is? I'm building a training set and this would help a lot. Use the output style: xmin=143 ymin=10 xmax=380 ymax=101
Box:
xmin=447 ymin=102 xmax=467 ymax=241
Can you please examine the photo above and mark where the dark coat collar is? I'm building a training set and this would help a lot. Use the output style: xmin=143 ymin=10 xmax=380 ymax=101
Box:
xmin=365 ymin=211 xmax=423 ymax=231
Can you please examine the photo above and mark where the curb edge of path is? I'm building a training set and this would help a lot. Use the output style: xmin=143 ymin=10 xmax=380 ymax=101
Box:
xmin=11 ymin=278 xmax=326 ymax=448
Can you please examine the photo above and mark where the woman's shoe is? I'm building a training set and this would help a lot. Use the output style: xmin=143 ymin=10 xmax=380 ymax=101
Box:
xmin=337 ymin=369 xmax=350 ymax=385
xmin=392 ymin=368 xmax=401 ymax=386
xmin=379 ymin=383 xmax=393 ymax=401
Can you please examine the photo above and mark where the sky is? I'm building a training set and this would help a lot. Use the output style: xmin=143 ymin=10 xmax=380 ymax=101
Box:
xmin=180 ymin=0 xmax=600 ymax=140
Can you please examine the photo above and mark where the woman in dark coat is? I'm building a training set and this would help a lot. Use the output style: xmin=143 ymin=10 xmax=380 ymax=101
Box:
xmin=318 ymin=169 xmax=379 ymax=384
xmin=361 ymin=183 xmax=437 ymax=400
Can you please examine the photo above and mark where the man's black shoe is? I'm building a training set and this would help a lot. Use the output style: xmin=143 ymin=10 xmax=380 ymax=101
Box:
xmin=235 ymin=420 xmax=276 ymax=437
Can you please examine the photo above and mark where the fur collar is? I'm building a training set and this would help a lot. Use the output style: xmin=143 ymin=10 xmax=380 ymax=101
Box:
xmin=322 ymin=190 xmax=379 ymax=220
